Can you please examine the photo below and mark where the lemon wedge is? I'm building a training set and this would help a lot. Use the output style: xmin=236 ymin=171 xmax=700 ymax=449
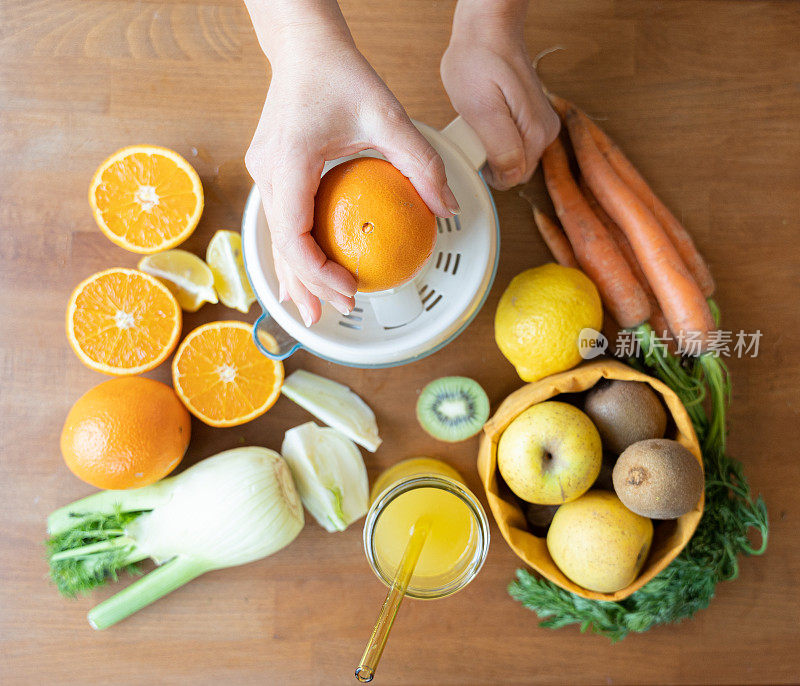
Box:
xmin=206 ymin=230 xmax=255 ymax=314
xmin=138 ymin=250 xmax=218 ymax=312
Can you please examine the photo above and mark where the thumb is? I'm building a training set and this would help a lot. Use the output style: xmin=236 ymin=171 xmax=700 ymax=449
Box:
xmin=371 ymin=114 xmax=460 ymax=218
xmin=266 ymin=158 xmax=357 ymax=299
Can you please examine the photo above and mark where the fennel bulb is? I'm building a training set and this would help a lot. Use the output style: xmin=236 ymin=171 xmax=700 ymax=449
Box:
xmin=46 ymin=447 xmax=304 ymax=629
xmin=281 ymin=370 xmax=382 ymax=452
xmin=281 ymin=422 xmax=369 ymax=532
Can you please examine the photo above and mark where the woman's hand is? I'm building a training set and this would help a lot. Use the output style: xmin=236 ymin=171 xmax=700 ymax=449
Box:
xmin=244 ymin=4 xmax=458 ymax=326
xmin=441 ymin=0 xmax=559 ymax=191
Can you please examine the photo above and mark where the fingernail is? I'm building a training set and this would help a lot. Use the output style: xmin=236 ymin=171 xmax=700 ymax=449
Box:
xmin=337 ymin=286 xmax=358 ymax=299
xmin=442 ymin=184 xmax=461 ymax=215
xmin=331 ymin=300 xmax=353 ymax=316
xmin=297 ymin=303 xmax=313 ymax=327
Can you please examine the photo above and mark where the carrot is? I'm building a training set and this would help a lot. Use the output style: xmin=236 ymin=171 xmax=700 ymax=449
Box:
xmin=519 ymin=188 xmax=579 ymax=268
xmin=584 ymin=120 xmax=715 ymax=297
xmin=547 ymin=92 xmax=568 ymax=119
xmin=541 ymin=137 xmax=650 ymax=329
xmin=564 ymin=107 xmax=716 ymax=350
xmin=532 ymin=208 xmax=580 ymax=269
xmin=548 ymin=93 xmax=715 ymax=296
xmin=579 ymin=176 xmax=678 ymax=353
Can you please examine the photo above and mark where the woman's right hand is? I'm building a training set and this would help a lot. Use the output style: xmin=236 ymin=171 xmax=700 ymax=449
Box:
xmin=245 ymin=31 xmax=459 ymax=326
xmin=441 ymin=0 xmax=560 ymax=191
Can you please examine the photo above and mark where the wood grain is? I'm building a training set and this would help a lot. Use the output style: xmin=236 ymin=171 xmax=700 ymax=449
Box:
xmin=1 ymin=1 xmax=799 ymax=684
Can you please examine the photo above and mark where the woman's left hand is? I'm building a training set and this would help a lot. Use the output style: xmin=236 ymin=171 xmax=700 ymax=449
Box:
xmin=441 ymin=1 xmax=560 ymax=190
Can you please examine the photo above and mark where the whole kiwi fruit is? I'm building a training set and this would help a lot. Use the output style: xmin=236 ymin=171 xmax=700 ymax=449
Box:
xmin=524 ymin=502 xmax=560 ymax=533
xmin=584 ymin=379 xmax=667 ymax=454
xmin=613 ymin=438 xmax=704 ymax=519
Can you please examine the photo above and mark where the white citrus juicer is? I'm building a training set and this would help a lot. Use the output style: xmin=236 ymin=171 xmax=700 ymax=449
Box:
xmin=241 ymin=117 xmax=499 ymax=368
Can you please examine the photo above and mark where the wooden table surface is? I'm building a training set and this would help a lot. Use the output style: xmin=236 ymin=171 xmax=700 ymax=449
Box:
xmin=2 ymin=1 xmax=799 ymax=683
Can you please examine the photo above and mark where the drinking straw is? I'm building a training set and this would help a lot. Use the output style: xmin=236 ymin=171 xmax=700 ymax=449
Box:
xmin=355 ymin=518 xmax=431 ymax=682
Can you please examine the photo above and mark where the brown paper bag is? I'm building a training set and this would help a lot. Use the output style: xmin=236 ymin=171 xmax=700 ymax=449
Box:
xmin=477 ymin=359 xmax=703 ymax=601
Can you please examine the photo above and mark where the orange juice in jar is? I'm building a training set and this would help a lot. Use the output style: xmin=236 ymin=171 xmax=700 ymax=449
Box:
xmin=364 ymin=458 xmax=489 ymax=599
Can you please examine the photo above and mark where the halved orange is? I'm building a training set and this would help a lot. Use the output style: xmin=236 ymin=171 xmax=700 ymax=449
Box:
xmin=172 ymin=321 xmax=283 ymax=427
xmin=66 ymin=268 xmax=182 ymax=375
xmin=89 ymin=145 xmax=204 ymax=254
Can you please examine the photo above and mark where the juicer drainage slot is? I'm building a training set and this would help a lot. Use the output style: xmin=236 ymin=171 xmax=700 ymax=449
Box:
xmin=435 ymin=251 xmax=461 ymax=275
xmin=425 ymin=294 xmax=443 ymax=311
xmin=435 ymin=216 xmax=462 ymax=233
xmin=338 ymin=306 xmax=364 ymax=330
xmin=419 ymin=285 xmax=442 ymax=311
xmin=436 ymin=217 xmax=460 ymax=234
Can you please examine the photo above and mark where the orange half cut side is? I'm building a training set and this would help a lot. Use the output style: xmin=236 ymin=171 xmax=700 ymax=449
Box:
xmin=66 ymin=268 xmax=182 ymax=375
xmin=89 ymin=145 xmax=204 ymax=254
xmin=172 ymin=320 xmax=284 ymax=427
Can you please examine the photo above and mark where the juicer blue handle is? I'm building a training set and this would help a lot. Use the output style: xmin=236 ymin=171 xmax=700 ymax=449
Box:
xmin=253 ymin=312 xmax=303 ymax=361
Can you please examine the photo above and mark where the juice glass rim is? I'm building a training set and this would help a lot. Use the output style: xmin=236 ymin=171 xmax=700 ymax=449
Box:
xmin=363 ymin=474 xmax=491 ymax=600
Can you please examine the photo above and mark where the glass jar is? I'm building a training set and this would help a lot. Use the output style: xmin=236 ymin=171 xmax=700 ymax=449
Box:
xmin=363 ymin=473 xmax=490 ymax=600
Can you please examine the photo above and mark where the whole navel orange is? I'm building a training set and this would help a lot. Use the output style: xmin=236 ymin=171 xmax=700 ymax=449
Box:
xmin=61 ymin=377 xmax=191 ymax=490
xmin=312 ymin=157 xmax=436 ymax=292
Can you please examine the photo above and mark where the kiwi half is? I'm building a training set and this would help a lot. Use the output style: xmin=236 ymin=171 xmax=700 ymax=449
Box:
xmin=416 ymin=376 xmax=490 ymax=442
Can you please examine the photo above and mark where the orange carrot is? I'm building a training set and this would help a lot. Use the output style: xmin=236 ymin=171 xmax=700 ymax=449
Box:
xmin=579 ymin=177 xmax=677 ymax=352
xmin=586 ymin=122 xmax=714 ymax=297
xmin=548 ymin=93 xmax=715 ymax=296
xmin=519 ymin=188 xmax=579 ymax=268
xmin=564 ymin=107 xmax=715 ymax=349
xmin=532 ymin=207 xmax=580 ymax=269
xmin=547 ymin=92 xmax=569 ymax=119
xmin=541 ymin=137 xmax=650 ymax=329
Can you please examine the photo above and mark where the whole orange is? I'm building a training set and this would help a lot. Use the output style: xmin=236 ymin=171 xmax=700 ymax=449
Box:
xmin=60 ymin=377 xmax=191 ymax=490
xmin=312 ymin=157 xmax=436 ymax=292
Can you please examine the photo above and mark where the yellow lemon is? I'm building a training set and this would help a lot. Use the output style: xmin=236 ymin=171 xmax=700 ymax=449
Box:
xmin=494 ymin=264 xmax=602 ymax=382
xmin=138 ymin=249 xmax=218 ymax=312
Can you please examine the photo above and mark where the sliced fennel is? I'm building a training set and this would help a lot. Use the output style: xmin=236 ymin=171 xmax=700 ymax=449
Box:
xmin=281 ymin=370 xmax=382 ymax=452
xmin=46 ymin=447 xmax=304 ymax=629
xmin=281 ymin=422 xmax=369 ymax=532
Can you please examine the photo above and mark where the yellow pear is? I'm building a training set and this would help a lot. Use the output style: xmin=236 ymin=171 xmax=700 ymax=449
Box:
xmin=546 ymin=490 xmax=653 ymax=593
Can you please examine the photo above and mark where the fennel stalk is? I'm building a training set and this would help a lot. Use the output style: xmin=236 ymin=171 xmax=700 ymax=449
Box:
xmin=46 ymin=447 xmax=304 ymax=629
